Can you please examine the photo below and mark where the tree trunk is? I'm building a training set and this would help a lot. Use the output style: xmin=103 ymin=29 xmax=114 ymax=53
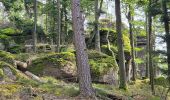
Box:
xmin=33 ymin=0 xmax=37 ymax=53
xmin=148 ymin=0 xmax=154 ymax=94
xmin=128 ymin=5 xmax=136 ymax=81
xmin=87 ymin=0 xmax=103 ymax=48
xmin=115 ymin=0 xmax=127 ymax=89
xmin=63 ymin=3 xmax=67 ymax=44
xmin=162 ymin=0 xmax=170 ymax=82
xmin=94 ymin=0 xmax=102 ymax=52
xmin=145 ymin=12 xmax=149 ymax=78
xmin=57 ymin=0 xmax=61 ymax=52
xmin=71 ymin=0 xmax=94 ymax=97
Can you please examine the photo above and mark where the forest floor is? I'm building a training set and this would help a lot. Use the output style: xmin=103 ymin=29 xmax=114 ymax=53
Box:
xmin=0 ymin=77 xmax=167 ymax=100
xmin=0 ymin=51 xmax=169 ymax=100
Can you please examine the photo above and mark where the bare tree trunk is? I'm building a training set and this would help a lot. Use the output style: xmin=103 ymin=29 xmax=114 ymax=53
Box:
xmin=162 ymin=0 xmax=170 ymax=83
xmin=115 ymin=0 xmax=127 ymax=89
xmin=57 ymin=0 xmax=61 ymax=52
xmin=128 ymin=5 xmax=136 ymax=81
xmin=33 ymin=0 xmax=37 ymax=53
xmin=63 ymin=4 xmax=67 ymax=44
xmin=71 ymin=0 xmax=94 ymax=97
xmin=148 ymin=0 xmax=154 ymax=94
xmin=145 ymin=12 xmax=149 ymax=78
xmin=87 ymin=0 xmax=103 ymax=48
xmin=94 ymin=0 xmax=103 ymax=52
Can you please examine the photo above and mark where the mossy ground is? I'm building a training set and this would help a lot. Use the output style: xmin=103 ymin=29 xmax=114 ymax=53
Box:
xmin=0 ymin=78 xmax=164 ymax=99
xmin=0 ymin=51 xmax=169 ymax=100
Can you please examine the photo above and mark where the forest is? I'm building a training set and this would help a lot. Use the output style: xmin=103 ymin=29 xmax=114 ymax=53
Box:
xmin=0 ymin=0 xmax=169 ymax=100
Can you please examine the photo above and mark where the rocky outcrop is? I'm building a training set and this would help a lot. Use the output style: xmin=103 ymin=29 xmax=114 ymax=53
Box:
xmin=28 ymin=51 xmax=118 ymax=84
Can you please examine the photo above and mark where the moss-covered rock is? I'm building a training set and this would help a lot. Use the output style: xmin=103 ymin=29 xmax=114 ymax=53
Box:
xmin=28 ymin=51 xmax=118 ymax=84
xmin=28 ymin=52 xmax=76 ymax=77
xmin=0 ymin=50 xmax=15 ymax=65
xmin=88 ymin=50 xmax=118 ymax=84
xmin=0 ymin=61 xmax=29 ymax=81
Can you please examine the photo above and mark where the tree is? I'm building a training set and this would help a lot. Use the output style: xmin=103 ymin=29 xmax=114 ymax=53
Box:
xmin=71 ymin=0 xmax=94 ymax=97
xmin=145 ymin=11 xmax=149 ymax=78
xmin=56 ymin=0 xmax=61 ymax=52
xmin=148 ymin=0 xmax=154 ymax=94
xmin=125 ymin=3 xmax=136 ymax=81
xmin=128 ymin=9 xmax=136 ymax=81
xmin=94 ymin=0 xmax=103 ymax=52
xmin=162 ymin=0 xmax=170 ymax=82
xmin=115 ymin=0 xmax=127 ymax=89
xmin=33 ymin=0 xmax=37 ymax=53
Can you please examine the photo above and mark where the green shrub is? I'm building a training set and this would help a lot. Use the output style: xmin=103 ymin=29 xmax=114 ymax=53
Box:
xmin=135 ymin=58 xmax=144 ymax=64
xmin=8 ymin=45 xmax=23 ymax=54
xmin=154 ymin=76 xmax=169 ymax=87
xmin=0 ymin=28 xmax=21 ymax=36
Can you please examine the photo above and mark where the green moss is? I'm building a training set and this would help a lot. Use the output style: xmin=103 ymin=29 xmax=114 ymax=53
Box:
xmin=154 ymin=76 xmax=169 ymax=87
xmin=0 ymin=68 xmax=4 ymax=77
xmin=28 ymin=52 xmax=76 ymax=75
xmin=0 ymin=50 xmax=15 ymax=65
xmin=89 ymin=55 xmax=118 ymax=78
xmin=88 ymin=50 xmax=109 ymax=59
xmin=28 ymin=63 xmax=44 ymax=75
xmin=123 ymin=34 xmax=131 ymax=53
xmin=14 ymin=53 xmax=30 ymax=62
xmin=0 ymin=84 xmax=21 ymax=96
xmin=0 ymin=61 xmax=28 ymax=80
xmin=99 ymin=28 xmax=131 ymax=53
xmin=101 ymin=45 xmax=118 ymax=56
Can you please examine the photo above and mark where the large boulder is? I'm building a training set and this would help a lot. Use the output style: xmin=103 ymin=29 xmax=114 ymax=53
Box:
xmin=28 ymin=51 xmax=118 ymax=84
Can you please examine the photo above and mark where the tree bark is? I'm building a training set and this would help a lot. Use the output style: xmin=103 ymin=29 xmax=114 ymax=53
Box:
xmin=94 ymin=0 xmax=103 ymax=52
xmin=64 ymin=4 xmax=67 ymax=44
xmin=57 ymin=0 xmax=61 ymax=52
xmin=145 ymin=12 xmax=149 ymax=78
xmin=87 ymin=0 xmax=103 ymax=48
xmin=71 ymin=0 xmax=94 ymax=97
xmin=128 ymin=5 xmax=136 ymax=81
xmin=148 ymin=0 xmax=155 ymax=94
xmin=115 ymin=0 xmax=127 ymax=89
xmin=162 ymin=0 xmax=170 ymax=82
xmin=33 ymin=0 xmax=37 ymax=53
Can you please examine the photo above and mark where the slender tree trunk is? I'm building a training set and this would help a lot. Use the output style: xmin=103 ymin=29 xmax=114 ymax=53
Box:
xmin=71 ymin=0 xmax=94 ymax=97
xmin=64 ymin=3 xmax=68 ymax=43
xmin=33 ymin=0 xmax=37 ymax=53
xmin=145 ymin=12 xmax=149 ymax=78
xmin=88 ymin=0 xmax=103 ymax=48
xmin=148 ymin=0 xmax=154 ymax=94
xmin=94 ymin=0 xmax=103 ymax=52
xmin=57 ymin=0 xmax=61 ymax=52
xmin=115 ymin=0 xmax=127 ymax=89
xmin=162 ymin=0 xmax=170 ymax=82
xmin=128 ymin=6 xmax=136 ymax=81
